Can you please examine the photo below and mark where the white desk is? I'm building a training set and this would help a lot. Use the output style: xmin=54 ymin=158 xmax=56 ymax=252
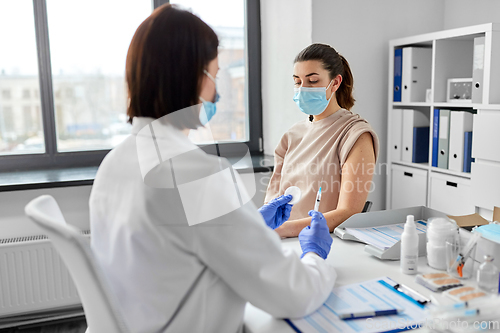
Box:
xmin=243 ymin=234 xmax=471 ymax=333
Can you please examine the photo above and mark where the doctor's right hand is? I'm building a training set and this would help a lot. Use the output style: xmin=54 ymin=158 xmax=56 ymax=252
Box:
xmin=298 ymin=211 xmax=332 ymax=259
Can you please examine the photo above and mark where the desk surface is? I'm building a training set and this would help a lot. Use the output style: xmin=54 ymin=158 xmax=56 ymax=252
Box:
xmin=244 ymin=234 xmax=472 ymax=333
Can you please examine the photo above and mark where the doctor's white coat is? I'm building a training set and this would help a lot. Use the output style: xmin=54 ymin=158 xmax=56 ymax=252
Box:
xmin=89 ymin=117 xmax=337 ymax=333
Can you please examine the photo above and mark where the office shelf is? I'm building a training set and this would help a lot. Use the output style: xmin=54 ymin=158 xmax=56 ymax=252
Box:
xmin=392 ymin=161 xmax=429 ymax=171
xmin=386 ymin=23 xmax=500 ymax=215
xmin=430 ymin=167 xmax=471 ymax=180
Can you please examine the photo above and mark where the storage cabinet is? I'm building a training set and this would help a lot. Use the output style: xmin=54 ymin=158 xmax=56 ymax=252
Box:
xmin=391 ymin=165 xmax=427 ymax=209
xmin=387 ymin=23 xmax=500 ymax=215
xmin=429 ymin=172 xmax=474 ymax=215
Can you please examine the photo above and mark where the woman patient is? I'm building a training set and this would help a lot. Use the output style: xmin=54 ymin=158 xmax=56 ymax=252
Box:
xmin=265 ymin=43 xmax=379 ymax=238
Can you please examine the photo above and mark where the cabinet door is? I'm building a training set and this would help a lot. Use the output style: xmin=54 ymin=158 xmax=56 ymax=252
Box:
xmin=391 ymin=164 xmax=427 ymax=209
xmin=471 ymin=160 xmax=500 ymax=210
xmin=472 ymin=111 xmax=500 ymax=163
xmin=429 ymin=173 xmax=474 ymax=215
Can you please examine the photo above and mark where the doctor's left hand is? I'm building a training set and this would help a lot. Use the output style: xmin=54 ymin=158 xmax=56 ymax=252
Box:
xmin=258 ymin=195 xmax=293 ymax=229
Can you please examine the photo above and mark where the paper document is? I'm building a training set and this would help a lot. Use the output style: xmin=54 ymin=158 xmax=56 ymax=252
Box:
xmin=286 ymin=277 xmax=427 ymax=333
xmin=344 ymin=221 xmax=427 ymax=250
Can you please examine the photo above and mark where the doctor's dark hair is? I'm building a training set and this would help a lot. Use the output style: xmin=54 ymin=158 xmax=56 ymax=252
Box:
xmin=294 ymin=43 xmax=355 ymax=111
xmin=126 ymin=4 xmax=219 ymax=128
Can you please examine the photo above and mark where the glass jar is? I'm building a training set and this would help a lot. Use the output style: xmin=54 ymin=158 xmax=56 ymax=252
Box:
xmin=477 ymin=255 xmax=500 ymax=293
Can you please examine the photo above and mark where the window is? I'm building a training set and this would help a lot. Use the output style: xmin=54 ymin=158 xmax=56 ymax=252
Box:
xmin=0 ymin=0 xmax=261 ymax=171
xmin=22 ymin=89 xmax=31 ymax=99
xmin=46 ymin=0 xmax=151 ymax=153
xmin=171 ymin=0 xmax=247 ymax=143
xmin=0 ymin=0 xmax=45 ymax=156
xmin=167 ymin=0 xmax=262 ymax=152
xmin=2 ymin=90 xmax=11 ymax=99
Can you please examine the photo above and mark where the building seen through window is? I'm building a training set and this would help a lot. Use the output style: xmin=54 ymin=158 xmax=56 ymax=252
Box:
xmin=0 ymin=0 xmax=248 ymax=156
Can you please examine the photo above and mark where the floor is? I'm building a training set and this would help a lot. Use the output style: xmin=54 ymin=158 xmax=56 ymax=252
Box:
xmin=0 ymin=318 xmax=87 ymax=333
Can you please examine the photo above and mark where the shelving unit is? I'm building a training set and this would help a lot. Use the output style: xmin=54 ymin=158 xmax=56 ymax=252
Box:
xmin=386 ymin=23 xmax=500 ymax=216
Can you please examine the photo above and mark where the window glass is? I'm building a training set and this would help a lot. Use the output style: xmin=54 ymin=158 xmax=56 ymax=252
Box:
xmin=0 ymin=0 xmax=45 ymax=155
xmin=170 ymin=0 xmax=248 ymax=143
xmin=46 ymin=0 xmax=151 ymax=152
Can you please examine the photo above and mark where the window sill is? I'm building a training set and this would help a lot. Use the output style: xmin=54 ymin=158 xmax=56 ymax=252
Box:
xmin=0 ymin=154 xmax=274 ymax=192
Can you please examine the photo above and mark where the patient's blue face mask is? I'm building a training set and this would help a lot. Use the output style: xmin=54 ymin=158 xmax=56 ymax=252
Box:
xmin=199 ymin=70 xmax=219 ymax=126
xmin=293 ymin=80 xmax=334 ymax=116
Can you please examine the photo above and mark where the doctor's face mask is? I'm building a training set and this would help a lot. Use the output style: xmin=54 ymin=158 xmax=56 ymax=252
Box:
xmin=199 ymin=70 xmax=219 ymax=126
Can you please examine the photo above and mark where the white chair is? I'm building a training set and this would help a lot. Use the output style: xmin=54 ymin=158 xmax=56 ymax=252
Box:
xmin=25 ymin=195 xmax=129 ymax=333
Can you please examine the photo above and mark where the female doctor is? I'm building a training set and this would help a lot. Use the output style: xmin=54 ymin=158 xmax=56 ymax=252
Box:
xmin=89 ymin=4 xmax=336 ymax=333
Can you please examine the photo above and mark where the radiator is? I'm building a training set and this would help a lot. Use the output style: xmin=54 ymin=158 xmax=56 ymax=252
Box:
xmin=0 ymin=232 xmax=89 ymax=318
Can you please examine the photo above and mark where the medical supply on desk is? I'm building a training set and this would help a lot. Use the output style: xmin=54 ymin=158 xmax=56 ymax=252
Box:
xmin=426 ymin=218 xmax=458 ymax=270
xmin=401 ymin=215 xmax=419 ymax=275
xmin=474 ymin=223 xmax=500 ymax=243
xmin=284 ymin=186 xmax=302 ymax=205
xmin=313 ymin=187 xmax=321 ymax=211
xmin=477 ymin=255 xmax=499 ymax=293
xmin=416 ymin=273 xmax=462 ymax=292
xmin=447 ymin=232 xmax=481 ymax=279
xmin=426 ymin=296 xmax=500 ymax=333
xmin=443 ymin=285 xmax=487 ymax=302
xmin=286 ymin=277 xmax=428 ymax=333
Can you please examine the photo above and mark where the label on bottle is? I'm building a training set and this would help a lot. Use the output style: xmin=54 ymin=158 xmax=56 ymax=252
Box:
xmin=401 ymin=253 xmax=418 ymax=274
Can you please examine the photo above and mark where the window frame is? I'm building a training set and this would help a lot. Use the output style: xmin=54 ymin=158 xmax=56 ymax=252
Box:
xmin=0 ymin=0 xmax=262 ymax=172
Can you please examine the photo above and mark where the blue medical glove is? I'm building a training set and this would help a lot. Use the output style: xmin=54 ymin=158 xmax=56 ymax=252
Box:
xmin=298 ymin=211 xmax=332 ymax=259
xmin=258 ymin=195 xmax=293 ymax=229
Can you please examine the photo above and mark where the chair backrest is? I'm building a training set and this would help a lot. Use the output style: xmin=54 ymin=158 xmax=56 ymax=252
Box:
xmin=25 ymin=195 xmax=129 ymax=333
xmin=362 ymin=201 xmax=373 ymax=213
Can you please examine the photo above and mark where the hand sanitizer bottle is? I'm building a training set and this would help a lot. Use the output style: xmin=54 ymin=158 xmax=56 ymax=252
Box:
xmin=477 ymin=255 xmax=499 ymax=293
xmin=401 ymin=215 xmax=419 ymax=274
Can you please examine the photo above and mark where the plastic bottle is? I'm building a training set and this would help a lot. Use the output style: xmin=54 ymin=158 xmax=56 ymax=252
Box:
xmin=477 ymin=255 xmax=500 ymax=293
xmin=426 ymin=218 xmax=458 ymax=270
xmin=401 ymin=215 xmax=419 ymax=274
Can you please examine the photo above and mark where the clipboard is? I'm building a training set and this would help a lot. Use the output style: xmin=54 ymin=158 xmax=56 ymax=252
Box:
xmin=333 ymin=206 xmax=447 ymax=260
xmin=285 ymin=277 xmax=430 ymax=333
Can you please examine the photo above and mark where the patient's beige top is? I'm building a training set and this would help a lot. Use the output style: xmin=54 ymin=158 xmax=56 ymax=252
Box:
xmin=264 ymin=109 xmax=379 ymax=221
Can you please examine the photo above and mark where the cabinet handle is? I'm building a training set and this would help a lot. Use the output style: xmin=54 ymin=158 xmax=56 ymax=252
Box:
xmin=446 ymin=181 xmax=458 ymax=188
xmin=404 ymin=172 xmax=413 ymax=177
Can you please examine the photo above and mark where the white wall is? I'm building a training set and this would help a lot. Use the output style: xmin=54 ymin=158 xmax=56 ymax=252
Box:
xmin=443 ymin=0 xmax=500 ymax=29
xmin=260 ymin=0 xmax=312 ymax=155
xmin=0 ymin=186 xmax=92 ymax=238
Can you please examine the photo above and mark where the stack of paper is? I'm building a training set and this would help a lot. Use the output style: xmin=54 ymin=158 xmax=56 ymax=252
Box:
xmin=345 ymin=221 xmax=427 ymax=250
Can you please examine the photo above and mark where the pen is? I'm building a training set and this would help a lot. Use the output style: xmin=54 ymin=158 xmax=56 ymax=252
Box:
xmin=313 ymin=187 xmax=321 ymax=211
xmin=339 ymin=308 xmax=403 ymax=320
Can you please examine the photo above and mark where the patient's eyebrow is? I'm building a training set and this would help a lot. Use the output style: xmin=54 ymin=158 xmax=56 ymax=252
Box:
xmin=293 ymin=72 xmax=319 ymax=78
